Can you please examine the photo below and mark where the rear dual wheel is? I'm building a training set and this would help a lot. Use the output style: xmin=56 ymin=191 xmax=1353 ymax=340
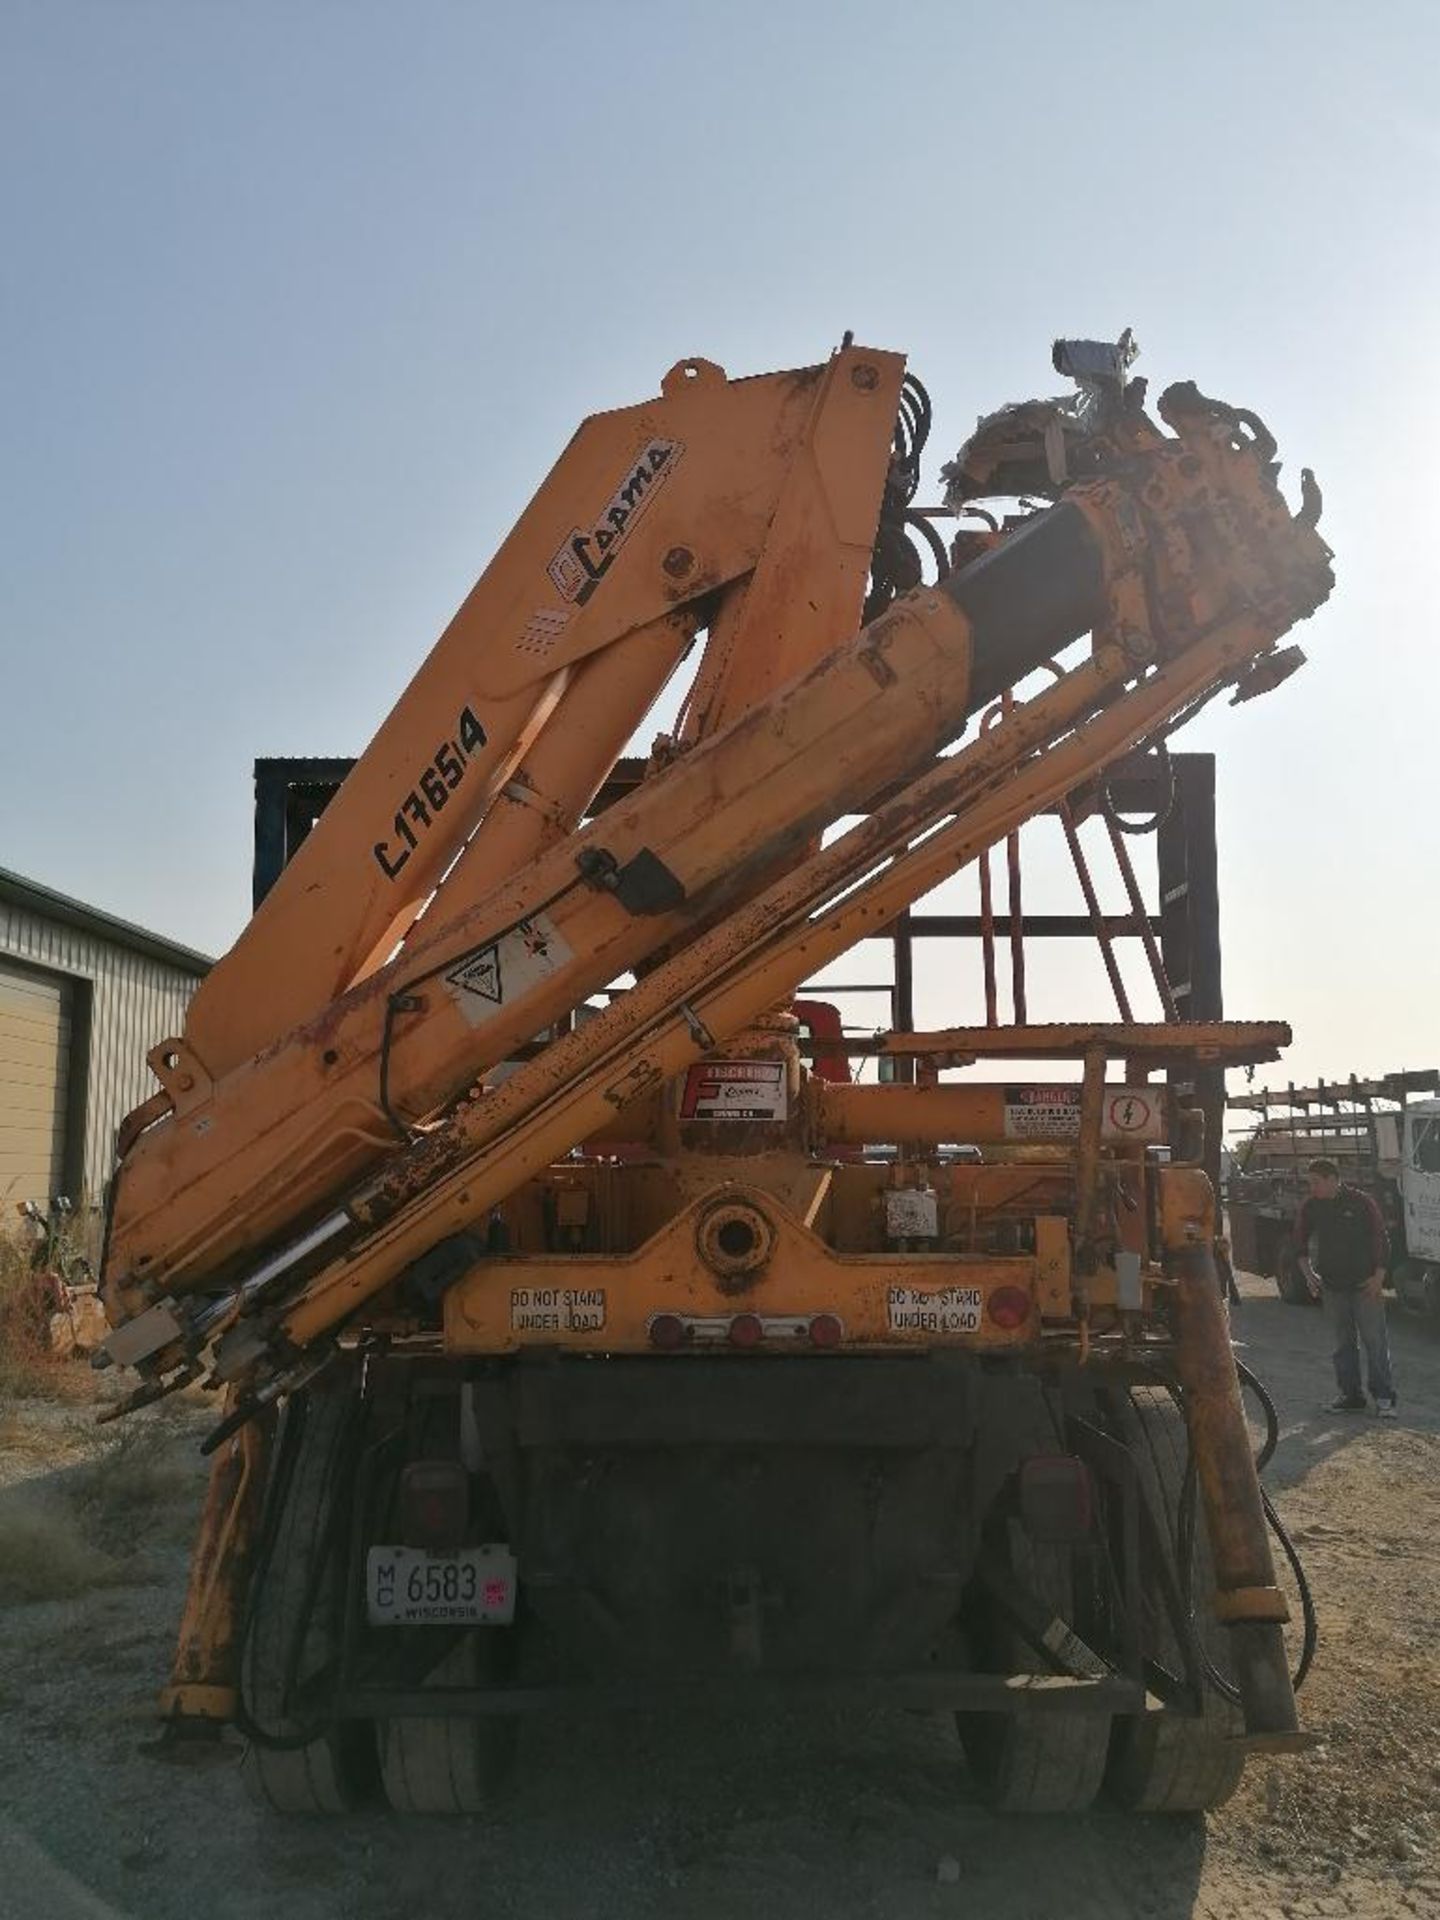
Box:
xmin=378 ymin=1635 xmax=517 ymax=1815
xmin=956 ymin=1384 xmax=1112 ymax=1813
xmin=957 ymin=1381 xmax=1247 ymax=1815
xmin=955 ymin=1527 xmax=1114 ymax=1813
xmin=244 ymin=1372 xmax=518 ymax=1815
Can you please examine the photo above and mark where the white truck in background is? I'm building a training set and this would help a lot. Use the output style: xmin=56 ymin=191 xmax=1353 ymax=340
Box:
xmin=1398 ymin=1099 xmax=1440 ymax=1314
xmin=1227 ymin=1073 xmax=1440 ymax=1315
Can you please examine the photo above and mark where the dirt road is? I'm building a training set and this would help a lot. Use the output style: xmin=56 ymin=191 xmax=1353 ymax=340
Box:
xmin=1 ymin=1276 xmax=1436 ymax=1920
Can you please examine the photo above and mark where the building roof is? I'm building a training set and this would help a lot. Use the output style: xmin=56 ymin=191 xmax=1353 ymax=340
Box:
xmin=0 ymin=866 xmax=214 ymax=976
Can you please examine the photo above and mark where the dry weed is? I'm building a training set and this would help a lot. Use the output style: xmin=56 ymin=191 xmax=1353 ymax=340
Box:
xmin=0 ymin=1407 xmax=92 ymax=1463
xmin=0 ymin=1488 xmax=125 ymax=1603
xmin=0 ymin=1231 xmax=96 ymax=1402
xmin=63 ymin=1422 xmax=200 ymax=1546
xmin=0 ymin=1415 xmax=202 ymax=1601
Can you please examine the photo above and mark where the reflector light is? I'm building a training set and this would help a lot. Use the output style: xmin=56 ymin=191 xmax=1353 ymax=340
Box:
xmin=398 ymin=1460 xmax=469 ymax=1550
xmin=727 ymin=1312 xmax=764 ymax=1348
xmin=808 ymin=1313 xmax=843 ymax=1349
xmin=649 ymin=1313 xmax=686 ymax=1350
xmin=987 ymin=1285 xmax=1032 ymax=1330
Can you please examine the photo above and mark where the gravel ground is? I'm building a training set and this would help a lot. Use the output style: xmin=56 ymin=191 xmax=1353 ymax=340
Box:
xmin=0 ymin=1273 xmax=1436 ymax=1920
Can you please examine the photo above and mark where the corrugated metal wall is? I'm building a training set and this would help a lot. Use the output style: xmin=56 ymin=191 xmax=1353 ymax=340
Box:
xmin=0 ymin=900 xmax=203 ymax=1206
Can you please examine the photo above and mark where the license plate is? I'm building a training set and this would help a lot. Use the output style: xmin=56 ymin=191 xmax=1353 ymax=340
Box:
xmin=366 ymin=1543 xmax=517 ymax=1627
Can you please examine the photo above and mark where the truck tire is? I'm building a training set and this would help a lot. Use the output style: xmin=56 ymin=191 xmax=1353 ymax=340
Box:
xmin=1104 ymin=1387 xmax=1244 ymax=1813
xmin=1275 ymin=1237 xmax=1315 ymax=1306
xmin=956 ymin=1389 xmax=1111 ymax=1813
xmin=378 ymin=1634 xmax=517 ymax=1814
xmin=1394 ymin=1259 xmax=1440 ymax=1320
xmin=244 ymin=1374 xmax=374 ymax=1813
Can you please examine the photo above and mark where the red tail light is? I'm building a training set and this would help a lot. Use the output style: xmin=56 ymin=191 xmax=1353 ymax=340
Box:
xmin=649 ymin=1313 xmax=686 ymax=1350
xmin=987 ymin=1286 xmax=1032 ymax=1330
xmin=727 ymin=1313 xmax=764 ymax=1349
xmin=398 ymin=1461 xmax=469 ymax=1549
xmin=808 ymin=1313 xmax=843 ymax=1349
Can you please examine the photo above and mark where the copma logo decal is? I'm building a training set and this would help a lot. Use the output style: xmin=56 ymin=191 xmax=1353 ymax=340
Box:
xmin=547 ymin=438 xmax=683 ymax=605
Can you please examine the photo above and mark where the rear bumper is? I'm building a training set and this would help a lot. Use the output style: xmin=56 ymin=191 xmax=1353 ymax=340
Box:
xmin=336 ymin=1670 xmax=1144 ymax=1718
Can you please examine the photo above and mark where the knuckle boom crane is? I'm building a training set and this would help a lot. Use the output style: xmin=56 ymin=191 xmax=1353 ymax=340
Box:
xmin=99 ymin=334 xmax=1332 ymax=1814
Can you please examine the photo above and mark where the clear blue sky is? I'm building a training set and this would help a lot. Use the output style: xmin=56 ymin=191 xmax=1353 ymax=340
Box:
xmin=2 ymin=1 xmax=1436 ymax=1089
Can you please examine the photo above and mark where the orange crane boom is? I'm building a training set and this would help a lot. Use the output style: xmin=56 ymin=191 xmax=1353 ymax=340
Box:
xmin=102 ymin=350 xmax=1329 ymax=1398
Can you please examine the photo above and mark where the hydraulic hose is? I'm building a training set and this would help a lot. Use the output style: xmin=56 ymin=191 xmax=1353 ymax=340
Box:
xmin=1173 ymin=1360 xmax=1318 ymax=1700
xmin=1236 ymin=1356 xmax=1317 ymax=1691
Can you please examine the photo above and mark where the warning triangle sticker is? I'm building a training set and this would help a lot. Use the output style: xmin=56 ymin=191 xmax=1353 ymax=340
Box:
xmin=447 ymin=945 xmax=503 ymax=1005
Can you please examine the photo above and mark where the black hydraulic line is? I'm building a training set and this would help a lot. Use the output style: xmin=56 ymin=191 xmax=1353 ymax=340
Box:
xmin=904 ymin=508 xmax=952 ymax=581
xmin=866 ymin=376 xmax=938 ymax=619
xmin=1172 ymin=1360 xmax=1317 ymax=1700
xmin=1262 ymin=1483 xmax=1317 ymax=1690
xmin=1236 ymin=1357 xmax=1279 ymax=1474
xmin=1234 ymin=1358 xmax=1316 ymax=1688
xmin=1102 ymin=742 xmax=1175 ymax=837
xmin=957 ymin=505 xmax=1000 ymax=533
xmin=1129 ymin=1356 xmax=1316 ymax=1700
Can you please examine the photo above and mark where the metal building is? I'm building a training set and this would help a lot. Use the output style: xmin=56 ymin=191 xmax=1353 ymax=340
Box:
xmin=0 ymin=867 xmax=211 ymax=1214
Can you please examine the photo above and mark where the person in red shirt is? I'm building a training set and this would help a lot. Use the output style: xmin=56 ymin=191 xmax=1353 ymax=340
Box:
xmin=1295 ymin=1157 xmax=1396 ymax=1417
